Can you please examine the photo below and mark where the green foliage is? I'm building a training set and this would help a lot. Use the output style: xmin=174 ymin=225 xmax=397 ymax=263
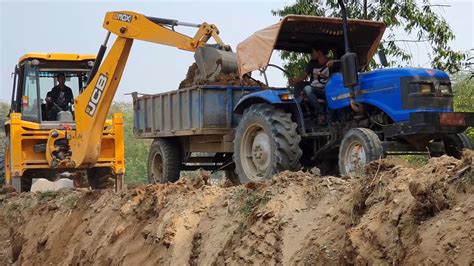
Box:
xmin=234 ymin=188 xmax=272 ymax=216
xmin=272 ymin=0 xmax=465 ymax=77
xmin=453 ymin=76 xmax=474 ymax=143
xmin=0 ymin=102 xmax=9 ymax=132
xmin=109 ymin=102 xmax=149 ymax=184
xmin=38 ymin=191 xmax=56 ymax=199
xmin=64 ymin=194 xmax=79 ymax=209
xmin=402 ymin=155 xmax=428 ymax=167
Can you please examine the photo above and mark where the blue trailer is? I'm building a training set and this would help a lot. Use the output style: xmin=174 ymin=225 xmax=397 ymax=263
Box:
xmin=133 ymin=4 xmax=473 ymax=184
xmin=132 ymin=85 xmax=260 ymax=183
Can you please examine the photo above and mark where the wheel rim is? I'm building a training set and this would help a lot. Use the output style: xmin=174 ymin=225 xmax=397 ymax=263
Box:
xmin=240 ymin=123 xmax=272 ymax=181
xmin=343 ymin=141 xmax=367 ymax=175
xmin=150 ymin=152 xmax=163 ymax=183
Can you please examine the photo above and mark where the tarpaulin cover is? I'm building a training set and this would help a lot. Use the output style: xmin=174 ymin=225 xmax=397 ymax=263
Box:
xmin=237 ymin=15 xmax=386 ymax=78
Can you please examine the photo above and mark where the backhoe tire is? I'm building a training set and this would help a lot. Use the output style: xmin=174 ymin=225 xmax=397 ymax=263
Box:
xmin=148 ymin=138 xmax=182 ymax=184
xmin=87 ymin=167 xmax=115 ymax=189
xmin=234 ymin=104 xmax=302 ymax=183
xmin=20 ymin=173 xmax=32 ymax=192
xmin=443 ymin=133 xmax=472 ymax=159
xmin=225 ymin=169 xmax=240 ymax=186
xmin=339 ymin=128 xmax=384 ymax=176
xmin=0 ymin=153 xmax=4 ymax=186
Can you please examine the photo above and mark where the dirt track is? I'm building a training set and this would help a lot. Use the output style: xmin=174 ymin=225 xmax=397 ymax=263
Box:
xmin=0 ymin=151 xmax=472 ymax=265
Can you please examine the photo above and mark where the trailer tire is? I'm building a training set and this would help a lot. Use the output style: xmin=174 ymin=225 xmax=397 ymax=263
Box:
xmin=148 ymin=138 xmax=182 ymax=184
xmin=443 ymin=133 xmax=472 ymax=159
xmin=87 ymin=167 xmax=114 ymax=189
xmin=234 ymin=104 xmax=302 ymax=183
xmin=339 ymin=128 xmax=384 ymax=176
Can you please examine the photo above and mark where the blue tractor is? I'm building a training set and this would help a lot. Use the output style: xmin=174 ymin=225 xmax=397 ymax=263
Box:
xmin=231 ymin=2 xmax=473 ymax=182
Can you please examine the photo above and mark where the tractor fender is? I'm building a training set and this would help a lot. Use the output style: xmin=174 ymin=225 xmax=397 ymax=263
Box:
xmin=234 ymin=89 xmax=304 ymax=133
xmin=234 ymin=89 xmax=297 ymax=114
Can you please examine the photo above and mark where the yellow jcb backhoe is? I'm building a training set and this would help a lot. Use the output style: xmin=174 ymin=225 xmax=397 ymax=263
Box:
xmin=2 ymin=11 xmax=237 ymax=191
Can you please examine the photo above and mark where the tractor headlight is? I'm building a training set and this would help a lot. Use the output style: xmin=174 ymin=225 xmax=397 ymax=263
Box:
xmin=419 ymin=83 xmax=434 ymax=94
xmin=438 ymin=84 xmax=452 ymax=95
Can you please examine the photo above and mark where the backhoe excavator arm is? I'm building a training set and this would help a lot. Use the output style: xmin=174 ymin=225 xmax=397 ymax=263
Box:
xmin=105 ymin=11 xmax=227 ymax=51
xmin=68 ymin=11 xmax=228 ymax=168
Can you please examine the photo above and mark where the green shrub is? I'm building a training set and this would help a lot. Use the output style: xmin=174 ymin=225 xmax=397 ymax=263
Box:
xmin=109 ymin=102 xmax=149 ymax=184
xmin=453 ymin=76 xmax=474 ymax=143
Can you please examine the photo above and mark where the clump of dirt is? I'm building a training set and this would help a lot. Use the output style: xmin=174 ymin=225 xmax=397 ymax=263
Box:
xmin=0 ymin=151 xmax=472 ymax=265
xmin=178 ymin=63 xmax=265 ymax=89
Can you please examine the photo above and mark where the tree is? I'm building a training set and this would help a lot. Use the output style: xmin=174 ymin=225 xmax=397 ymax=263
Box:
xmin=272 ymin=0 xmax=465 ymax=77
xmin=109 ymin=102 xmax=149 ymax=184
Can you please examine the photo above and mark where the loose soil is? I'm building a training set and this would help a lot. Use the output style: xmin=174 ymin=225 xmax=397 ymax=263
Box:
xmin=178 ymin=63 xmax=265 ymax=89
xmin=0 ymin=151 xmax=472 ymax=265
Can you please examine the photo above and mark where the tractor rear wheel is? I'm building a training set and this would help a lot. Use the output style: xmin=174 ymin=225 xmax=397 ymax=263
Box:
xmin=442 ymin=133 xmax=472 ymax=159
xmin=234 ymin=104 xmax=302 ymax=183
xmin=148 ymin=138 xmax=182 ymax=184
xmin=339 ymin=128 xmax=384 ymax=176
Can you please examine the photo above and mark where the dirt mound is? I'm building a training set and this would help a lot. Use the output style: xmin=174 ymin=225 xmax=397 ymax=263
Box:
xmin=178 ymin=63 xmax=264 ymax=89
xmin=0 ymin=151 xmax=472 ymax=264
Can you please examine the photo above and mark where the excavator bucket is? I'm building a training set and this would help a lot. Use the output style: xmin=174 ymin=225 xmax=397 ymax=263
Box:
xmin=194 ymin=46 xmax=238 ymax=81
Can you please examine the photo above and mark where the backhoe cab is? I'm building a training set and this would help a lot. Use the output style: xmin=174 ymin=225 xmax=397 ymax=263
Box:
xmin=4 ymin=54 xmax=125 ymax=191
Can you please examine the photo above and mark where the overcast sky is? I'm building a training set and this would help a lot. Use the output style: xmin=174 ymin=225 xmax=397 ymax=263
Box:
xmin=1 ymin=0 xmax=473 ymax=102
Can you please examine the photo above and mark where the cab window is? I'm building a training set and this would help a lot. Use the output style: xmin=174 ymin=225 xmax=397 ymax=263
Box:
xmin=21 ymin=63 xmax=40 ymax=122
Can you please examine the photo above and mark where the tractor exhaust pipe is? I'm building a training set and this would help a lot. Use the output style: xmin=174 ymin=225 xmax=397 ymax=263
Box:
xmin=337 ymin=0 xmax=361 ymax=112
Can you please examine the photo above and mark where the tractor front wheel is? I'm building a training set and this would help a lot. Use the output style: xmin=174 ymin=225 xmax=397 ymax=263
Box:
xmin=442 ymin=133 xmax=472 ymax=159
xmin=339 ymin=128 xmax=384 ymax=176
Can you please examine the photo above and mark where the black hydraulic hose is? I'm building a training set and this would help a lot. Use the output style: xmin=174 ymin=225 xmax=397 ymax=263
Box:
xmin=11 ymin=66 xmax=18 ymax=112
xmin=86 ymin=32 xmax=111 ymax=86
xmin=338 ymin=0 xmax=351 ymax=54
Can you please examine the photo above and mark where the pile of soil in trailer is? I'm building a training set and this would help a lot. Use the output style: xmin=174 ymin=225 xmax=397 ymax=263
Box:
xmin=178 ymin=63 xmax=264 ymax=89
xmin=0 ymin=150 xmax=472 ymax=265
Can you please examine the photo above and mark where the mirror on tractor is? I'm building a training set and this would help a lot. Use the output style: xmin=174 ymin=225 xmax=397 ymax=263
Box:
xmin=337 ymin=0 xmax=359 ymax=88
xmin=378 ymin=50 xmax=389 ymax=67
xmin=341 ymin=52 xmax=359 ymax=87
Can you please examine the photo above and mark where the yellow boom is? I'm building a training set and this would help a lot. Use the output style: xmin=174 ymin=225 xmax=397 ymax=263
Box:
xmin=64 ymin=11 xmax=231 ymax=168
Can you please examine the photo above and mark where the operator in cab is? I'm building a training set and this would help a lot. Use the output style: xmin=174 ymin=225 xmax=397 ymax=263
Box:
xmin=289 ymin=47 xmax=338 ymax=123
xmin=45 ymin=73 xmax=74 ymax=120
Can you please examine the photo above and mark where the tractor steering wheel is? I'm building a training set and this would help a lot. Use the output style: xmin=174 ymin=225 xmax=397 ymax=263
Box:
xmin=316 ymin=65 xmax=329 ymax=85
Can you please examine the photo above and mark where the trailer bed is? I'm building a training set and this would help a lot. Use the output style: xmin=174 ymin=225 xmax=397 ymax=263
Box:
xmin=132 ymin=85 xmax=259 ymax=139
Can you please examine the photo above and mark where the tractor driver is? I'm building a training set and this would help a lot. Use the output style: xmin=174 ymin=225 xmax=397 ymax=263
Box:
xmin=289 ymin=47 xmax=338 ymax=122
xmin=45 ymin=73 xmax=74 ymax=120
